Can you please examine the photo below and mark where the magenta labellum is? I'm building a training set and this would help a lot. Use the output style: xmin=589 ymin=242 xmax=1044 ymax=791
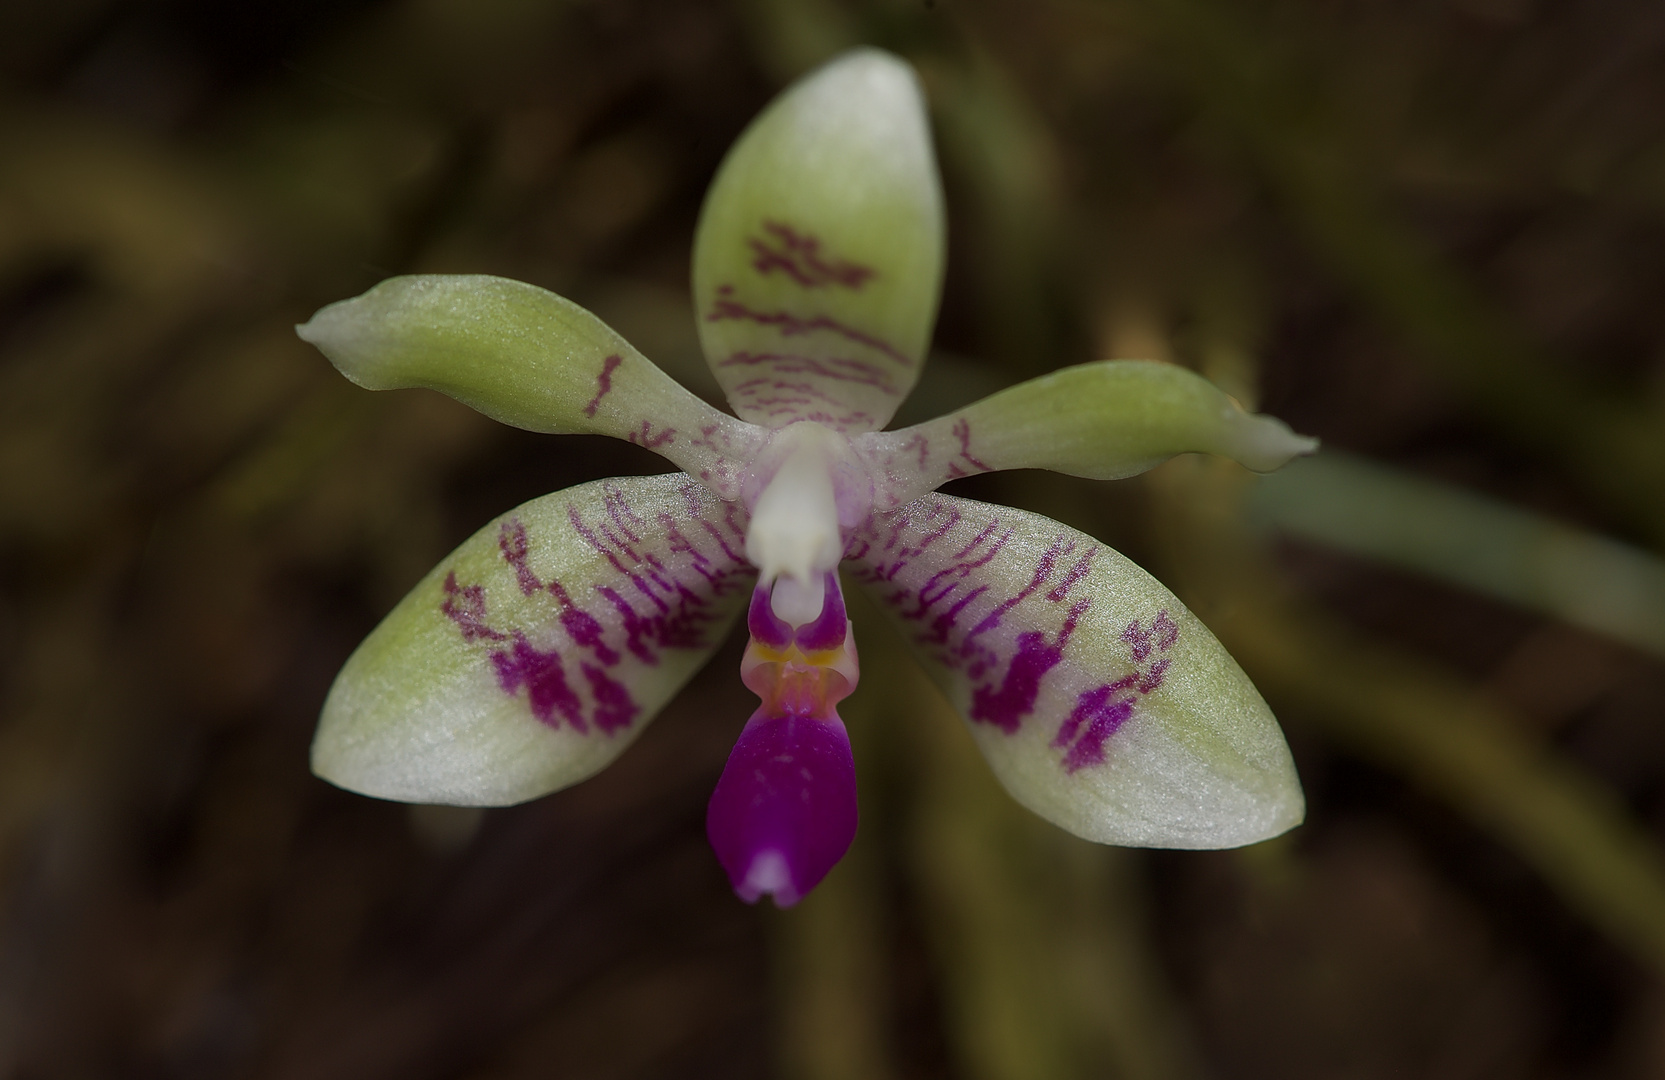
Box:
xmin=709 ymin=574 xmax=860 ymax=906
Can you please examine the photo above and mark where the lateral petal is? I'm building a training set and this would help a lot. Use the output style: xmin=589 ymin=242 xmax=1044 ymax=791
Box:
xmin=860 ymin=361 xmax=1317 ymax=508
xmin=313 ymin=474 xmax=755 ymax=805
xmin=692 ymin=48 xmax=945 ymax=433
xmin=846 ymin=493 xmax=1303 ymax=848
xmin=298 ymin=274 xmax=764 ymax=498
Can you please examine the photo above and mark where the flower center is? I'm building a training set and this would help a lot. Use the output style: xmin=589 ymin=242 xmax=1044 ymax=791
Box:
xmin=741 ymin=421 xmax=873 ymax=625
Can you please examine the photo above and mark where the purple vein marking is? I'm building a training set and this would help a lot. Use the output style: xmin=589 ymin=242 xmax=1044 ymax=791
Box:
xmin=549 ymin=580 xmax=620 ymax=667
xmin=706 ymin=293 xmax=913 ymax=370
xmin=492 ymin=634 xmax=584 ymax=732
xmin=441 ymin=572 xmax=505 ymax=642
xmin=1045 ymin=549 xmax=1097 ymax=603
xmin=719 ymin=351 xmax=901 ymax=394
xmin=968 ymin=599 xmax=1087 ymax=733
xmin=581 ymin=663 xmax=638 ymax=733
xmin=499 ymin=519 xmax=541 ymax=595
xmin=1052 ymin=609 xmax=1182 ymax=771
xmin=582 ymin=354 xmax=623 ymax=418
xmin=952 ymin=417 xmax=992 ymax=472
xmin=749 ymin=221 xmax=876 ymax=290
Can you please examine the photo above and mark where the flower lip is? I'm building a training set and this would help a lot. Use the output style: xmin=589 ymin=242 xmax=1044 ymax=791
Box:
xmin=706 ymin=710 xmax=858 ymax=908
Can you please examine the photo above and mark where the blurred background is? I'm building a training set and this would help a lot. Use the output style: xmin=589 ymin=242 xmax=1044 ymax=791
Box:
xmin=4 ymin=0 xmax=1665 ymax=1076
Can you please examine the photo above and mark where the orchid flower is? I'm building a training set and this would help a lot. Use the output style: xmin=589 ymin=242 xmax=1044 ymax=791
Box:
xmin=297 ymin=49 xmax=1313 ymax=908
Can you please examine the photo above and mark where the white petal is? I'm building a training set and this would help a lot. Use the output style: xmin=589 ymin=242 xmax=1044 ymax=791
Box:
xmin=314 ymin=474 xmax=754 ymax=805
xmin=847 ymin=493 xmax=1303 ymax=848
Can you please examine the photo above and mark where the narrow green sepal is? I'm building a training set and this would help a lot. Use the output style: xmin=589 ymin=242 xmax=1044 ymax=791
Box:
xmin=863 ymin=361 xmax=1317 ymax=508
xmin=298 ymin=275 xmax=764 ymax=497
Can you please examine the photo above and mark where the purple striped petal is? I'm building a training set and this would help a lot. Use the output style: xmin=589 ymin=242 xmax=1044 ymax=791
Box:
xmin=846 ymin=493 xmax=1302 ymax=849
xmin=706 ymin=711 xmax=857 ymax=907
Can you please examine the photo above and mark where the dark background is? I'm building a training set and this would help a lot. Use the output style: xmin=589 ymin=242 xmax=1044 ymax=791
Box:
xmin=3 ymin=0 xmax=1665 ymax=1077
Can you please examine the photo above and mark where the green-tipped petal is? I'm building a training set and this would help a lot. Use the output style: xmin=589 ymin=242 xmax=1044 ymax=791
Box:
xmin=298 ymin=275 xmax=765 ymax=498
xmin=692 ymin=48 xmax=945 ymax=433
xmin=313 ymin=474 xmax=754 ymax=806
xmin=863 ymin=361 xmax=1317 ymax=508
xmin=847 ymin=494 xmax=1302 ymax=848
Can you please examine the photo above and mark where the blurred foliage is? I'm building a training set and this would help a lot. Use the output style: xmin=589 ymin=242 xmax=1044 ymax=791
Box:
xmin=2 ymin=0 xmax=1664 ymax=1077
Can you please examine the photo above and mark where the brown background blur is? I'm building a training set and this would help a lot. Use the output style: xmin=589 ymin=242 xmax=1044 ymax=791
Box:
xmin=4 ymin=0 xmax=1665 ymax=1077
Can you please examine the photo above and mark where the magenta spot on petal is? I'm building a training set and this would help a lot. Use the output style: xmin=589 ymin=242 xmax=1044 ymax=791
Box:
xmin=549 ymin=581 xmax=620 ymax=667
xmin=441 ymin=572 xmax=506 ymax=642
xmin=498 ymin=519 xmax=542 ymax=595
xmin=968 ymin=629 xmax=1064 ymax=734
xmin=1051 ymin=676 xmax=1136 ymax=750
xmin=1057 ymin=688 xmax=1136 ymax=773
xmin=747 ymin=582 xmax=794 ymax=650
xmin=706 ymin=711 xmax=858 ymax=908
xmin=1153 ymin=609 xmax=1179 ymax=650
xmin=582 ymin=353 xmax=623 ymax=418
xmin=581 ymin=663 xmax=638 ymax=734
xmin=793 ymin=572 xmax=847 ymax=652
xmin=1121 ymin=619 xmax=1153 ymax=662
xmin=491 ymin=635 xmax=583 ymax=731
xmin=1137 ymin=657 xmax=1171 ymax=694
xmin=748 ymin=221 xmax=876 ymax=290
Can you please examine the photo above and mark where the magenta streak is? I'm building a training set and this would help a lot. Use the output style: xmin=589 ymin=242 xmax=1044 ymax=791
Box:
xmin=441 ymin=572 xmax=506 ymax=642
xmin=1121 ymin=620 xmax=1153 ymax=662
xmin=969 ymin=631 xmax=1063 ymax=733
xmin=966 ymin=597 xmax=1086 ymax=733
xmin=878 ymin=511 xmax=915 ymax=554
xmin=498 ymin=519 xmax=541 ymax=595
xmin=1045 ymin=549 xmax=1097 ymax=603
xmin=492 ymin=634 xmax=584 ymax=732
xmin=603 ymin=485 xmax=647 ymax=544
xmin=706 ymin=298 xmax=914 ymax=370
xmin=944 ymin=519 xmax=999 ymax=561
xmin=739 ymin=380 xmax=853 ymax=407
xmin=958 ymin=539 xmax=1067 ymax=657
xmin=626 ymin=421 xmax=676 ymax=449
xmin=1052 ymin=676 xmax=1138 ymax=749
xmin=659 ymin=515 xmax=713 ymax=569
xmin=896 ymin=525 xmax=1002 ymax=622
xmin=718 ymin=351 xmax=901 ymax=394
xmin=1053 ymin=611 xmax=1182 ymax=772
xmin=568 ymin=507 xmax=630 ymax=577
xmin=903 ymin=433 xmax=929 ymax=469
xmin=1154 ymin=610 xmax=1179 ymax=650
xmin=582 ymin=354 xmax=623 ymax=418
xmin=581 ymin=663 xmax=638 ymax=733
xmin=597 ymin=585 xmax=660 ymax=666
xmin=548 ymin=580 xmax=620 ymax=667
xmin=698 ymin=516 xmax=746 ymax=565
xmin=952 ymin=417 xmax=992 ymax=472
xmin=748 ymin=220 xmax=876 ymax=290
xmin=926 ymin=585 xmax=988 ymax=645
xmin=1138 ymin=657 xmax=1172 ymax=694
xmin=1060 ymin=694 xmax=1136 ymax=773
xmin=903 ymin=510 xmax=968 ymax=559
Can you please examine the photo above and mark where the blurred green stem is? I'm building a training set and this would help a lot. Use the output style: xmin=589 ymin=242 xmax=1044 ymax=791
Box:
xmin=1249 ymin=452 xmax=1665 ymax=659
xmin=1149 ymin=455 xmax=1665 ymax=978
